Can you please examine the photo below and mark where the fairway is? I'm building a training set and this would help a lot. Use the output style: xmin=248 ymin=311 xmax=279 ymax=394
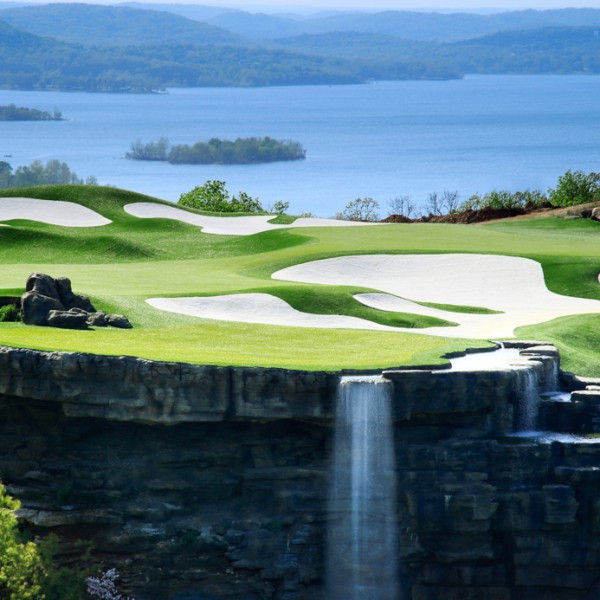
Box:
xmin=1 ymin=185 xmax=599 ymax=374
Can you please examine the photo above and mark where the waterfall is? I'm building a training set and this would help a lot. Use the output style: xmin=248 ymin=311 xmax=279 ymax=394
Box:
xmin=326 ymin=376 xmax=399 ymax=600
xmin=514 ymin=356 xmax=559 ymax=432
xmin=514 ymin=368 xmax=541 ymax=431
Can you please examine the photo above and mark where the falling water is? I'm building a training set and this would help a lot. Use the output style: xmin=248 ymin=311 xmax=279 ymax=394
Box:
xmin=514 ymin=368 xmax=541 ymax=432
xmin=326 ymin=376 xmax=399 ymax=600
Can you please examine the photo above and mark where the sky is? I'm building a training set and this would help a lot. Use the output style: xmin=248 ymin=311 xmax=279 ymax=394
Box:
xmin=142 ymin=0 xmax=600 ymax=11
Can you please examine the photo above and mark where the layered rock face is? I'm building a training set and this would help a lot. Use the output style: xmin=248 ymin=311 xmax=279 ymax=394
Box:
xmin=0 ymin=345 xmax=599 ymax=599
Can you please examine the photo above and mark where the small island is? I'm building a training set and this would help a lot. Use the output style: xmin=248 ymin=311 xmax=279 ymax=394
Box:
xmin=0 ymin=103 xmax=62 ymax=121
xmin=125 ymin=136 xmax=306 ymax=165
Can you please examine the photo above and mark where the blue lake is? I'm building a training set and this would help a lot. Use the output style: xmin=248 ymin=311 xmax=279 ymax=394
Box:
xmin=2 ymin=75 xmax=600 ymax=217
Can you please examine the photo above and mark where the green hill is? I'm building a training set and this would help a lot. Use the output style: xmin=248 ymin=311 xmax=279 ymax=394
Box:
xmin=0 ymin=3 xmax=240 ymax=46
xmin=206 ymin=7 xmax=600 ymax=41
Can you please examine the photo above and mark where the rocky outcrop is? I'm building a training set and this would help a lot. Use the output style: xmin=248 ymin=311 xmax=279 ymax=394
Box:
xmin=0 ymin=344 xmax=599 ymax=599
xmin=21 ymin=273 xmax=131 ymax=329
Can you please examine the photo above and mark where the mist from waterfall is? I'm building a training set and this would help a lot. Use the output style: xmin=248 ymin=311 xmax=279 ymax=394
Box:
xmin=327 ymin=376 xmax=399 ymax=600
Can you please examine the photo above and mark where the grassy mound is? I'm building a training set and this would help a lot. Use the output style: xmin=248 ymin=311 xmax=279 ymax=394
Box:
xmin=1 ymin=184 xmax=599 ymax=372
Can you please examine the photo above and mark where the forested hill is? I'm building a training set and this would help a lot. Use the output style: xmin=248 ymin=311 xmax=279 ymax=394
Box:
xmin=0 ymin=3 xmax=240 ymax=46
xmin=206 ymin=7 xmax=600 ymax=42
xmin=274 ymin=27 xmax=600 ymax=74
xmin=2 ymin=3 xmax=600 ymax=92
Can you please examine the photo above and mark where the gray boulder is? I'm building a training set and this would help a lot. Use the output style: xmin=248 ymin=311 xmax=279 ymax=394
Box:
xmin=87 ymin=311 xmax=108 ymax=327
xmin=106 ymin=314 xmax=133 ymax=329
xmin=55 ymin=276 xmax=96 ymax=312
xmin=21 ymin=273 xmax=131 ymax=329
xmin=47 ymin=309 xmax=89 ymax=330
xmin=25 ymin=273 xmax=61 ymax=303
xmin=21 ymin=291 xmax=64 ymax=326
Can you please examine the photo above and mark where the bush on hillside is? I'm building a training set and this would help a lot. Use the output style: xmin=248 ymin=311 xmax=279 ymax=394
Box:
xmin=548 ymin=170 xmax=600 ymax=207
xmin=178 ymin=180 xmax=263 ymax=213
xmin=459 ymin=189 xmax=547 ymax=212
xmin=0 ymin=304 xmax=20 ymax=322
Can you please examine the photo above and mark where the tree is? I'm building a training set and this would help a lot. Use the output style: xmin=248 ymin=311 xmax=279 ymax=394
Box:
xmin=230 ymin=191 xmax=263 ymax=213
xmin=548 ymin=170 xmax=600 ymax=207
xmin=0 ymin=482 xmax=46 ymax=599
xmin=268 ymin=200 xmax=290 ymax=214
xmin=178 ymin=180 xmax=263 ymax=213
xmin=336 ymin=197 xmax=380 ymax=221
xmin=387 ymin=195 xmax=415 ymax=218
xmin=178 ymin=180 xmax=230 ymax=212
xmin=0 ymin=161 xmax=13 ymax=187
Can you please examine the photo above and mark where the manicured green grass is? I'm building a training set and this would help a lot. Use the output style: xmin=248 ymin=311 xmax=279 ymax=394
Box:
xmin=1 ymin=184 xmax=600 ymax=372
xmin=0 ymin=320 xmax=477 ymax=370
xmin=267 ymin=214 xmax=299 ymax=225
xmin=516 ymin=314 xmax=600 ymax=378
xmin=415 ymin=300 xmax=503 ymax=315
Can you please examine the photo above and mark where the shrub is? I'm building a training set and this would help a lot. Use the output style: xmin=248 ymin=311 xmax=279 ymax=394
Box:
xmin=86 ymin=568 xmax=134 ymax=600
xmin=459 ymin=189 xmax=547 ymax=212
xmin=178 ymin=180 xmax=263 ymax=214
xmin=548 ymin=170 xmax=600 ymax=207
xmin=0 ymin=482 xmax=47 ymax=599
xmin=0 ymin=304 xmax=20 ymax=323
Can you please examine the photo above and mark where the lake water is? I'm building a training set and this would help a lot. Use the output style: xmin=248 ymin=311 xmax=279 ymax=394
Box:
xmin=2 ymin=75 xmax=600 ymax=217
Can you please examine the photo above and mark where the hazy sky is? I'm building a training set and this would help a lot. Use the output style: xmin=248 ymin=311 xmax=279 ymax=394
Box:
xmin=155 ymin=0 xmax=600 ymax=11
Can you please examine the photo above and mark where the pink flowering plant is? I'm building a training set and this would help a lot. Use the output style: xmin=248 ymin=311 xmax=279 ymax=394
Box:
xmin=86 ymin=569 xmax=134 ymax=600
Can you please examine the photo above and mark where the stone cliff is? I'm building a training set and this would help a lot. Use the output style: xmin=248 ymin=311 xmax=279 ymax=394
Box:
xmin=0 ymin=345 xmax=599 ymax=599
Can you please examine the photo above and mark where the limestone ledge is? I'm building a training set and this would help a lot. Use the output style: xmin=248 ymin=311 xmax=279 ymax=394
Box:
xmin=0 ymin=346 xmax=338 ymax=424
xmin=0 ymin=343 xmax=558 ymax=426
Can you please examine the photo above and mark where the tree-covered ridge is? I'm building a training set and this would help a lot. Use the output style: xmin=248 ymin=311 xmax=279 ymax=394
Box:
xmin=206 ymin=7 xmax=600 ymax=42
xmin=272 ymin=27 xmax=600 ymax=76
xmin=3 ymin=5 xmax=600 ymax=92
xmin=0 ymin=3 xmax=240 ymax=46
xmin=0 ymin=103 xmax=62 ymax=121
xmin=126 ymin=136 xmax=306 ymax=164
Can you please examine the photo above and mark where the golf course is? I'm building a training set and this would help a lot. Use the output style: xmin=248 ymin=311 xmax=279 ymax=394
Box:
xmin=1 ymin=184 xmax=599 ymax=374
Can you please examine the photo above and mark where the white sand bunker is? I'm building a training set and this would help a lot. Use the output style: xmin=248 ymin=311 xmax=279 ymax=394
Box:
xmin=147 ymin=254 xmax=600 ymax=339
xmin=0 ymin=198 xmax=111 ymax=227
xmin=124 ymin=202 xmax=378 ymax=236
xmin=147 ymin=294 xmax=399 ymax=332
xmin=272 ymin=254 xmax=600 ymax=338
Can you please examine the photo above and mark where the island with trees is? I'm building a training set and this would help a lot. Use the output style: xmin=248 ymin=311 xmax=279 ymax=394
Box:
xmin=0 ymin=160 xmax=96 ymax=187
xmin=0 ymin=104 xmax=62 ymax=121
xmin=125 ymin=136 xmax=306 ymax=164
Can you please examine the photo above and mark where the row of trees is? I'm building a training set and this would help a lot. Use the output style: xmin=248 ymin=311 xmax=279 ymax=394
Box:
xmin=338 ymin=170 xmax=600 ymax=222
xmin=177 ymin=169 xmax=600 ymax=222
xmin=0 ymin=104 xmax=62 ymax=121
xmin=0 ymin=161 xmax=97 ymax=188
xmin=126 ymin=137 xmax=306 ymax=165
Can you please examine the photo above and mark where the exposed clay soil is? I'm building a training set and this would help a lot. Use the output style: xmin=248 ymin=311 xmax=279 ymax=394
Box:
xmin=382 ymin=200 xmax=600 ymax=225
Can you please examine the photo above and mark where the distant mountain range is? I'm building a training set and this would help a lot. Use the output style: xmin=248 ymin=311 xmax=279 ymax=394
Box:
xmin=1 ymin=3 xmax=600 ymax=92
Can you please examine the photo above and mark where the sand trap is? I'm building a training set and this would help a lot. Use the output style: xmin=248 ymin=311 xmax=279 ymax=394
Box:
xmin=147 ymin=294 xmax=397 ymax=332
xmin=272 ymin=254 xmax=600 ymax=338
xmin=147 ymin=254 xmax=600 ymax=339
xmin=0 ymin=198 xmax=111 ymax=227
xmin=147 ymin=254 xmax=600 ymax=338
xmin=124 ymin=202 xmax=378 ymax=236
